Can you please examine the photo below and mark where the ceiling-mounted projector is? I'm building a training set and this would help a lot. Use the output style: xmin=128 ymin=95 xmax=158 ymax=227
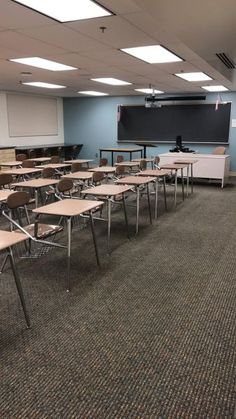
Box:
xmin=145 ymin=94 xmax=206 ymax=107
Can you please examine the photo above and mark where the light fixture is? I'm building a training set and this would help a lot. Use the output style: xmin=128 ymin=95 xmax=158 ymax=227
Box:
xmin=175 ymin=72 xmax=212 ymax=81
xmin=201 ymin=85 xmax=228 ymax=92
xmin=91 ymin=78 xmax=132 ymax=86
xmin=10 ymin=57 xmax=77 ymax=71
xmin=78 ymin=91 xmax=109 ymax=96
xmin=12 ymin=0 xmax=112 ymax=22
xmin=121 ymin=45 xmax=182 ymax=64
xmin=22 ymin=82 xmax=66 ymax=89
xmin=135 ymin=88 xmax=164 ymax=94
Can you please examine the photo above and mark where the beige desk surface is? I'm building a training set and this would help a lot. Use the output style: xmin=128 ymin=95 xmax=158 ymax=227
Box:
xmin=28 ymin=157 xmax=51 ymax=163
xmin=137 ymin=169 xmax=171 ymax=177
xmin=36 ymin=163 xmax=71 ymax=169
xmin=81 ymin=184 xmax=132 ymax=197
xmin=132 ymin=158 xmax=154 ymax=162
xmin=0 ymin=189 xmax=14 ymax=202
xmin=160 ymin=163 xmax=189 ymax=170
xmin=64 ymin=159 xmax=94 ymax=164
xmin=62 ymin=171 xmax=93 ymax=180
xmin=12 ymin=178 xmax=60 ymax=188
xmin=33 ymin=198 xmax=104 ymax=217
xmin=115 ymin=161 xmax=140 ymax=167
xmin=100 ymin=147 xmax=143 ymax=152
xmin=3 ymin=168 xmax=42 ymax=175
xmin=0 ymin=230 xmax=28 ymax=251
xmin=0 ymin=161 xmax=22 ymax=167
xmin=88 ymin=166 xmax=116 ymax=173
xmin=115 ymin=175 xmax=155 ymax=185
xmin=174 ymin=159 xmax=198 ymax=164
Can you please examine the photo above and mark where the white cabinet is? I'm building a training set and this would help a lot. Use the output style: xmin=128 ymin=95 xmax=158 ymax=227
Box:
xmin=159 ymin=153 xmax=230 ymax=187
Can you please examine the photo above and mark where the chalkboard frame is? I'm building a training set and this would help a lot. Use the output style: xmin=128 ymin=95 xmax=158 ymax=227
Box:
xmin=117 ymin=103 xmax=231 ymax=145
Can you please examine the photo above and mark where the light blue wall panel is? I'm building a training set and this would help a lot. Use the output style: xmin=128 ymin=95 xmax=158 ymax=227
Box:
xmin=64 ymin=93 xmax=236 ymax=169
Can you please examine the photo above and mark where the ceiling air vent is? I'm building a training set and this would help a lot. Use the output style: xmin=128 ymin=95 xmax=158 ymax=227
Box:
xmin=216 ymin=52 xmax=235 ymax=69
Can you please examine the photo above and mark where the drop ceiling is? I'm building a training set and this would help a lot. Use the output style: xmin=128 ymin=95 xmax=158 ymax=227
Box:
xmin=0 ymin=0 xmax=235 ymax=97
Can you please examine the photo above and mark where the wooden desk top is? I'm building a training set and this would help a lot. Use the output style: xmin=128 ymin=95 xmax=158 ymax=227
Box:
xmin=12 ymin=178 xmax=60 ymax=188
xmin=3 ymin=168 xmax=42 ymax=175
xmin=116 ymin=175 xmax=155 ymax=185
xmin=62 ymin=171 xmax=93 ymax=180
xmin=28 ymin=157 xmax=51 ymax=163
xmin=115 ymin=161 xmax=140 ymax=167
xmin=0 ymin=189 xmax=14 ymax=202
xmin=88 ymin=166 xmax=116 ymax=173
xmin=0 ymin=230 xmax=28 ymax=251
xmin=64 ymin=159 xmax=94 ymax=164
xmin=137 ymin=169 xmax=171 ymax=177
xmin=0 ymin=161 xmax=22 ymax=167
xmin=81 ymin=184 xmax=132 ymax=197
xmin=100 ymin=147 xmax=143 ymax=152
xmin=132 ymin=158 xmax=154 ymax=162
xmin=174 ymin=159 xmax=198 ymax=164
xmin=36 ymin=163 xmax=71 ymax=169
xmin=160 ymin=163 xmax=188 ymax=170
xmin=33 ymin=198 xmax=104 ymax=217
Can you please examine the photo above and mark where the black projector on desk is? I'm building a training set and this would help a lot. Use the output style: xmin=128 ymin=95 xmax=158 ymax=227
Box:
xmin=170 ymin=135 xmax=195 ymax=153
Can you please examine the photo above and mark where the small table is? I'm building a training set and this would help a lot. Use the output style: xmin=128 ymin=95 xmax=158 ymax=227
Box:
xmin=174 ymin=159 xmax=198 ymax=194
xmin=137 ymin=169 xmax=171 ymax=217
xmin=99 ymin=147 xmax=143 ymax=166
xmin=160 ymin=163 xmax=188 ymax=206
xmin=33 ymin=199 xmax=104 ymax=291
xmin=115 ymin=176 xmax=155 ymax=233
xmin=0 ymin=230 xmax=30 ymax=328
xmin=12 ymin=178 xmax=60 ymax=207
xmin=81 ymin=184 xmax=132 ymax=251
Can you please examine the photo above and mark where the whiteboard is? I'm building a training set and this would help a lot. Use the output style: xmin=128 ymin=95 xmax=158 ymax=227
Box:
xmin=7 ymin=94 xmax=58 ymax=137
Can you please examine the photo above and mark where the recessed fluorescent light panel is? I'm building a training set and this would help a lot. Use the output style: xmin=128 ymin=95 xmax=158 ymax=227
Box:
xmin=91 ymin=78 xmax=132 ymax=86
xmin=201 ymin=85 xmax=228 ymax=92
xmin=175 ymin=72 xmax=212 ymax=81
xmin=135 ymin=88 xmax=164 ymax=94
xmin=10 ymin=57 xmax=77 ymax=71
xmin=121 ymin=45 xmax=182 ymax=64
xmin=22 ymin=82 xmax=66 ymax=89
xmin=12 ymin=0 xmax=112 ymax=22
xmin=78 ymin=91 xmax=109 ymax=96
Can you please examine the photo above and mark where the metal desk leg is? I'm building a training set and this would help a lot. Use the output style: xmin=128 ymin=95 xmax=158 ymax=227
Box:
xmin=35 ymin=189 xmax=38 ymax=208
xmin=181 ymin=168 xmax=185 ymax=201
xmin=186 ymin=165 xmax=189 ymax=197
xmin=66 ymin=217 xmax=72 ymax=292
xmin=154 ymin=179 xmax=158 ymax=219
xmin=136 ymin=187 xmax=140 ymax=235
xmin=147 ymin=183 xmax=152 ymax=224
xmin=174 ymin=170 xmax=178 ymax=207
xmin=191 ymin=164 xmax=194 ymax=193
xmin=122 ymin=194 xmax=130 ymax=239
xmin=8 ymin=247 xmax=30 ymax=328
xmin=163 ymin=176 xmax=167 ymax=211
xmin=89 ymin=212 xmax=100 ymax=266
xmin=107 ymin=199 xmax=112 ymax=252
xmin=111 ymin=152 xmax=114 ymax=166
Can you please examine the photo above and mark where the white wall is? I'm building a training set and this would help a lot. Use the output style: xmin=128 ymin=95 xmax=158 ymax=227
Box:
xmin=0 ymin=92 xmax=64 ymax=148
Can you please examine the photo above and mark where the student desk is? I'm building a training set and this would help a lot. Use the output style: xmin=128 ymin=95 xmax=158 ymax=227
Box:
xmin=137 ymin=169 xmax=171 ymax=217
xmin=174 ymin=159 xmax=198 ymax=194
xmin=3 ymin=167 xmax=42 ymax=181
xmin=28 ymin=157 xmax=51 ymax=164
xmin=132 ymin=157 xmax=155 ymax=168
xmin=0 ymin=161 xmax=22 ymax=168
xmin=99 ymin=147 xmax=143 ymax=166
xmin=81 ymin=184 xmax=132 ymax=251
xmin=12 ymin=178 xmax=60 ymax=207
xmin=64 ymin=159 xmax=94 ymax=169
xmin=62 ymin=171 xmax=93 ymax=189
xmin=89 ymin=166 xmax=116 ymax=174
xmin=115 ymin=176 xmax=155 ymax=233
xmin=0 ymin=230 xmax=30 ymax=327
xmin=160 ymin=163 xmax=188 ymax=206
xmin=33 ymin=199 xmax=104 ymax=291
xmin=115 ymin=161 xmax=140 ymax=170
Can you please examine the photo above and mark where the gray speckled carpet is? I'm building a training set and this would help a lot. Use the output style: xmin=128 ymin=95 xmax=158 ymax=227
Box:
xmin=0 ymin=182 xmax=236 ymax=418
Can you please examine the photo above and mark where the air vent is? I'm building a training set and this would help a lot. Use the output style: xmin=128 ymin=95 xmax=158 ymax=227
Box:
xmin=216 ymin=52 xmax=235 ymax=69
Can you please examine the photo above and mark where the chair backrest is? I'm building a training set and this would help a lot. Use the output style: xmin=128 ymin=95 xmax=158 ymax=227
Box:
xmin=154 ymin=155 xmax=160 ymax=168
xmin=212 ymin=146 xmax=226 ymax=155
xmin=21 ymin=160 xmax=36 ymax=168
xmin=71 ymin=162 xmax=82 ymax=173
xmin=99 ymin=158 xmax=108 ymax=167
xmin=42 ymin=167 xmax=55 ymax=178
xmin=115 ymin=165 xmax=125 ymax=177
xmin=92 ymin=172 xmax=104 ymax=185
xmin=16 ymin=153 xmax=27 ymax=161
xmin=139 ymin=159 xmax=147 ymax=170
xmin=6 ymin=191 xmax=30 ymax=209
xmin=116 ymin=155 xmax=124 ymax=163
xmin=56 ymin=179 xmax=74 ymax=198
xmin=28 ymin=149 xmax=36 ymax=158
xmin=50 ymin=155 xmax=60 ymax=163
xmin=0 ymin=173 xmax=13 ymax=189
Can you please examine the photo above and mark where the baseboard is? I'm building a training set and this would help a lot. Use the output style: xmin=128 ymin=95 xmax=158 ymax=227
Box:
xmin=229 ymin=171 xmax=236 ymax=177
